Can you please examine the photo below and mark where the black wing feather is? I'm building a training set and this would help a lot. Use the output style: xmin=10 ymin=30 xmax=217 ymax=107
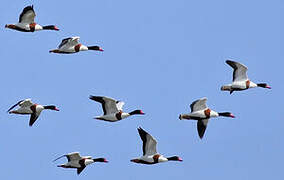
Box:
xmin=190 ymin=99 xmax=199 ymax=112
xmin=29 ymin=113 xmax=39 ymax=126
xmin=19 ymin=5 xmax=34 ymax=23
xmin=137 ymin=127 xmax=147 ymax=156
xmin=89 ymin=95 xmax=107 ymax=115
xmin=226 ymin=60 xmax=238 ymax=81
xmin=77 ymin=159 xmax=86 ymax=175
xmin=197 ymin=120 xmax=207 ymax=139
xmin=7 ymin=100 xmax=24 ymax=112
xmin=52 ymin=155 xmax=67 ymax=162
xmin=58 ymin=37 xmax=72 ymax=48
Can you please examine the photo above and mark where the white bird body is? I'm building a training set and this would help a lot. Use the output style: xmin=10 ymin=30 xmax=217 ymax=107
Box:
xmin=54 ymin=152 xmax=108 ymax=175
xmin=57 ymin=37 xmax=87 ymax=53
xmin=231 ymin=80 xmax=257 ymax=89
xmin=49 ymin=37 xmax=103 ymax=54
xmin=131 ymin=127 xmax=182 ymax=164
xmin=63 ymin=156 xmax=93 ymax=168
xmin=138 ymin=154 xmax=169 ymax=163
xmin=59 ymin=44 xmax=88 ymax=53
xmin=7 ymin=99 xmax=59 ymax=126
xmin=95 ymin=112 xmax=131 ymax=121
xmin=89 ymin=95 xmax=144 ymax=122
xmin=11 ymin=102 xmax=44 ymax=115
xmin=5 ymin=6 xmax=59 ymax=32
xmin=179 ymin=97 xmax=235 ymax=139
xmin=221 ymin=60 xmax=271 ymax=93
xmin=186 ymin=109 xmax=219 ymax=119
xmin=13 ymin=22 xmax=43 ymax=31
xmin=84 ymin=158 xmax=95 ymax=166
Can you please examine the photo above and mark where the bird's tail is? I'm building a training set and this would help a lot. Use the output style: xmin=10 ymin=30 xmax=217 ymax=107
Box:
xmin=221 ymin=85 xmax=232 ymax=91
xmin=179 ymin=114 xmax=191 ymax=120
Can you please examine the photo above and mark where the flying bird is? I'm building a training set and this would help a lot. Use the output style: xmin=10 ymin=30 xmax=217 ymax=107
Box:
xmin=221 ymin=60 xmax=271 ymax=94
xmin=54 ymin=152 xmax=108 ymax=175
xmin=5 ymin=5 xmax=59 ymax=32
xmin=179 ymin=97 xmax=235 ymax=139
xmin=131 ymin=127 xmax=183 ymax=164
xmin=89 ymin=95 xmax=144 ymax=122
xmin=49 ymin=36 xmax=103 ymax=54
xmin=7 ymin=98 xmax=59 ymax=126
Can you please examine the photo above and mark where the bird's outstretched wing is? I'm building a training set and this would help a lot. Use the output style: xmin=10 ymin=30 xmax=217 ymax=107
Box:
xmin=226 ymin=60 xmax=248 ymax=82
xmin=29 ymin=112 xmax=40 ymax=126
xmin=197 ymin=119 xmax=209 ymax=139
xmin=190 ymin=97 xmax=207 ymax=112
xmin=58 ymin=37 xmax=73 ymax=48
xmin=7 ymin=99 xmax=33 ymax=112
xmin=19 ymin=99 xmax=33 ymax=107
xmin=19 ymin=5 xmax=36 ymax=23
xmin=7 ymin=100 xmax=24 ymax=112
xmin=116 ymin=101 xmax=125 ymax=111
xmin=53 ymin=152 xmax=81 ymax=162
xmin=77 ymin=165 xmax=86 ymax=175
xmin=89 ymin=95 xmax=119 ymax=115
xmin=138 ymin=127 xmax=157 ymax=156
xmin=77 ymin=159 xmax=86 ymax=175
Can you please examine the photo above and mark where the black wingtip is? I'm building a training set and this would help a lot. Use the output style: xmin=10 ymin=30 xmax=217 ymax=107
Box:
xmin=89 ymin=95 xmax=97 ymax=101
xmin=19 ymin=5 xmax=35 ymax=23
xmin=137 ymin=127 xmax=148 ymax=137
xmin=225 ymin=60 xmax=239 ymax=70
xmin=137 ymin=126 xmax=143 ymax=132
xmin=23 ymin=5 xmax=34 ymax=11
xmin=52 ymin=155 xmax=66 ymax=162
xmin=226 ymin=60 xmax=236 ymax=67
xmin=198 ymin=130 xmax=205 ymax=139
xmin=89 ymin=95 xmax=97 ymax=100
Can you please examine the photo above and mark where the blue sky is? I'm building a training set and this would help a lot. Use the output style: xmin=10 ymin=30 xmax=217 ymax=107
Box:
xmin=1 ymin=0 xmax=283 ymax=179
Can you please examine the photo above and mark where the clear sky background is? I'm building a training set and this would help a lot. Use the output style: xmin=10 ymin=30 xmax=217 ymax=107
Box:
xmin=1 ymin=0 xmax=283 ymax=179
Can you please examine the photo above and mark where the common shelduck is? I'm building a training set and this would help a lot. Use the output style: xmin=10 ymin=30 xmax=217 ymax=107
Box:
xmin=179 ymin=97 xmax=235 ymax=139
xmin=7 ymin=98 xmax=59 ymax=126
xmin=49 ymin=37 xmax=103 ymax=54
xmin=221 ymin=60 xmax=271 ymax=94
xmin=5 ymin=5 xmax=59 ymax=32
xmin=53 ymin=152 xmax=108 ymax=175
xmin=131 ymin=127 xmax=183 ymax=164
xmin=89 ymin=95 xmax=144 ymax=122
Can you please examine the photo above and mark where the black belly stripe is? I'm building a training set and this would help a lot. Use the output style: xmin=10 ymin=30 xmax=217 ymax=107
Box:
xmin=14 ymin=26 xmax=30 ymax=32
xmin=137 ymin=160 xmax=156 ymax=165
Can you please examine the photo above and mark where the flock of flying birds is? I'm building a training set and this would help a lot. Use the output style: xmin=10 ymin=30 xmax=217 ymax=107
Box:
xmin=5 ymin=5 xmax=271 ymax=175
